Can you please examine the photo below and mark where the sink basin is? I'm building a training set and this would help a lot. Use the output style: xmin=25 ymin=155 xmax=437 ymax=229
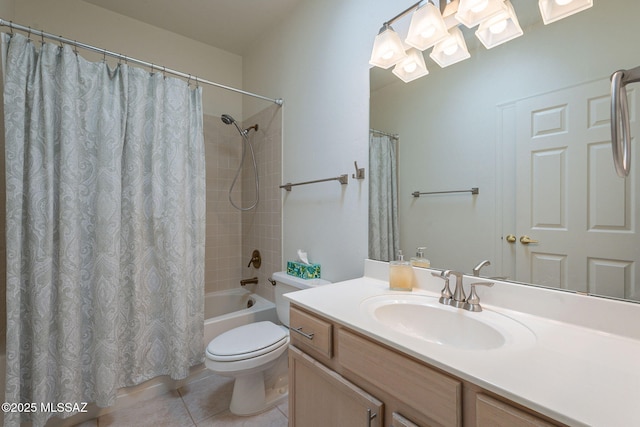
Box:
xmin=360 ymin=294 xmax=536 ymax=350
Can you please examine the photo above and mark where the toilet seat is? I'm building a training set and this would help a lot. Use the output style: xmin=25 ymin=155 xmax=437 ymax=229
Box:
xmin=206 ymin=321 xmax=288 ymax=362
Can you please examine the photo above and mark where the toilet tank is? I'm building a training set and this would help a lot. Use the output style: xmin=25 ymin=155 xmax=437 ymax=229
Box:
xmin=272 ymin=271 xmax=330 ymax=327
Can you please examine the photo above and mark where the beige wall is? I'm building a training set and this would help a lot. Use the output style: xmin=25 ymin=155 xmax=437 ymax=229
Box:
xmin=7 ymin=0 xmax=244 ymax=119
xmin=242 ymin=0 xmax=400 ymax=282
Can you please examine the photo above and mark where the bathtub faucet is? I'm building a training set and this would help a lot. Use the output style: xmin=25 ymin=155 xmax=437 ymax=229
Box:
xmin=240 ymin=277 xmax=259 ymax=286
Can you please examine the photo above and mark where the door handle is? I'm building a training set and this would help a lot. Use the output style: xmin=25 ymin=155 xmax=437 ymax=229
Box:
xmin=520 ymin=235 xmax=539 ymax=244
xmin=505 ymin=234 xmax=517 ymax=243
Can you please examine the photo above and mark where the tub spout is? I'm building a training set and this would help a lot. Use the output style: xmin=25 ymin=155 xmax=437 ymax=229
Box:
xmin=240 ymin=277 xmax=259 ymax=286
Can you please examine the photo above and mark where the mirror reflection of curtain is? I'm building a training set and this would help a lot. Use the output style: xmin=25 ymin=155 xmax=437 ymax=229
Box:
xmin=368 ymin=132 xmax=399 ymax=262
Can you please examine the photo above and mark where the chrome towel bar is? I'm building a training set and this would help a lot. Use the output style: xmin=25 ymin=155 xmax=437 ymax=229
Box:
xmin=611 ymin=66 xmax=640 ymax=177
xmin=280 ymin=174 xmax=348 ymax=191
xmin=412 ymin=187 xmax=479 ymax=197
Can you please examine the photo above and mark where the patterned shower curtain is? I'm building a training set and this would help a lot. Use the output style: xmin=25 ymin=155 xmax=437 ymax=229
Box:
xmin=2 ymin=33 xmax=205 ymax=426
xmin=368 ymin=132 xmax=400 ymax=262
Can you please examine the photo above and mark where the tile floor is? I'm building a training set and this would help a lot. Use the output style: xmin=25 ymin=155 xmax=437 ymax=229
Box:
xmin=74 ymin=371 xmax=289 ymax=427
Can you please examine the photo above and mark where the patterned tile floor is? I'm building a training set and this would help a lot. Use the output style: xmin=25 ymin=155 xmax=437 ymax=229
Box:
xmin=74 ymin=372 xmax=289 ymax=427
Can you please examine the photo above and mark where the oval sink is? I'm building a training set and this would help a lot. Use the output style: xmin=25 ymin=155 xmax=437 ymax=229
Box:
xmin=360 ymin=294 xmax=536 ymax=350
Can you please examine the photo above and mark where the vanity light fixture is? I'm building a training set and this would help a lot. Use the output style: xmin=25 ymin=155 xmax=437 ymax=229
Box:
xmin=538 ymin=0 xmax=593 ymax=25
xmin=373 ymin=0 xmax=592 ymax=82
xmin=430 ymin=26 xmax=470 ymax=68
xmin=475 ymin=0 xmax=522 ymax=49
xmin=393 ymin=48 xmax=430 ymax=82
xmin=405 ymin=2 xmax=449 ymax=51
xmin=369 ymin=23 xmax=407 ymax=69
xmin=455 ymin=0 xmax=507 ymax=28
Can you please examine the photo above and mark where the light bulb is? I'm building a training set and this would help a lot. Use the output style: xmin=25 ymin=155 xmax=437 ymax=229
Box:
xmin=554 ymin=0 xmax=573 ymax=5
xmin=489 ymin=18 xmax=508 ymax=34
xmin=382 ymin=49 xmax=395 ymax=60
xmin=420 ymin=25 xmax=436 ymax=39
xmin=470 ymin=0 xmax=489 ymax=13
xmin=442 ymin=39 xmax=459 ymax=56
xmin=403 ymin=62 xmax=418 ymax=73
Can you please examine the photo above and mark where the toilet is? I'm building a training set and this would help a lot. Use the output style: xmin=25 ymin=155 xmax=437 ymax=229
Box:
xmin=205 ymin=271 xmax=330 ymax=416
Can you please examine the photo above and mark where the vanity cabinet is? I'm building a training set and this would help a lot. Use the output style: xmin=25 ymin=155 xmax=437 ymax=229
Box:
xmin=289 ymin=304 xmax=565 ymax=427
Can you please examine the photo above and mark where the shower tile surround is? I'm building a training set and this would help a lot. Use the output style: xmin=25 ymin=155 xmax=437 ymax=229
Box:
xmin=240 ymin=106 xmax=283 ymax=302
xmin=204 ymin=105 xmax=282 ymax=299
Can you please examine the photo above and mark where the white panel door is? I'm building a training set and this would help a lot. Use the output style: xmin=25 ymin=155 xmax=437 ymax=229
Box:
xmin=513 ymin=79 xmax=640 ymax=300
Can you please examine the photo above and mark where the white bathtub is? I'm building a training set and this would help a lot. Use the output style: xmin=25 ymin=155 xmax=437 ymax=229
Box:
xmin=203 ymin=288 xmax=278 ymax=347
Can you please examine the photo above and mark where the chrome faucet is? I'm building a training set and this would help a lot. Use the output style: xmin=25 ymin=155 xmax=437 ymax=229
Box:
xmin=445 ymin=271 xmax=466 ymax=309
xmin=472 ymin=259 xmax=491 ymax=277
xmin=431 ymin=271 xmax=453 ymax=305
xmin=464 ymin=282 xmax=494 ymax=312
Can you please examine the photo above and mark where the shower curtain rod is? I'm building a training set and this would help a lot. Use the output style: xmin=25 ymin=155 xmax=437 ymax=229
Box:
xmin=370 ymin=128 xmax=399 ymax=140
xmin=0 ymin=18 xmax=284 ymax=106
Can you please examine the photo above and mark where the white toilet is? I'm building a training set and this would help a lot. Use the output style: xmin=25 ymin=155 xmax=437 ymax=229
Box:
xmin=205 ymin=271 xmax=330 ymax=416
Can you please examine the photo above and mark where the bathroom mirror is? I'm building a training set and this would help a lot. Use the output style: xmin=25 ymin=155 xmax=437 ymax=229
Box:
xmin=370 ymin=0 xmax=640 ymax=302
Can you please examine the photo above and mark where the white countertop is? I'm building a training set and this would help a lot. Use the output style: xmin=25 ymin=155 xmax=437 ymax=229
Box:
xmin=284 ymin=260 xmax=640 ymax=427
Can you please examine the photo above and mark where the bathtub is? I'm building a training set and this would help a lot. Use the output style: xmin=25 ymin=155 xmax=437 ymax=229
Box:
xmin=203 ymin=287 xmax=278 ymax=347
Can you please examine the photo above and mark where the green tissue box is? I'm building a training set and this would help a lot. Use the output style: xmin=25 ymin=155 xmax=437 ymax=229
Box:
xmin=287 ymin=261 xmax=321 ymax=279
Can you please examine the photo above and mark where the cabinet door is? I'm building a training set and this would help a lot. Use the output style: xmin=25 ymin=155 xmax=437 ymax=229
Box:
xmin=289 ymin=345 xmax=383 ymax=427
xmin=476 ymin=394 xmax=557 ymax=427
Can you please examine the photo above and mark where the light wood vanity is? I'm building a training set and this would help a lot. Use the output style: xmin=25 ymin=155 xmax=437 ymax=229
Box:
xmin=289 ymin=304 xmax=563 ymax=427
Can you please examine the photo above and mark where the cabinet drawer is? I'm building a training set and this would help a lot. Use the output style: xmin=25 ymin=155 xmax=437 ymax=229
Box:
xmin=476 ymin=394 xmax=557 ymax=427
xmin=290 ymin=306 xmax=333 ymax=359
xmin=339 ymin=328 xmax=462 ymax=427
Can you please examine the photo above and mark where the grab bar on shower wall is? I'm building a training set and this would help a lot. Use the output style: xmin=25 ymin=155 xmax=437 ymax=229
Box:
xmin=611 ymin=66 xmax=640 ymax=177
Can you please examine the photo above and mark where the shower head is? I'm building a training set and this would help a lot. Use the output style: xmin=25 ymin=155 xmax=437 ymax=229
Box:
xmin=221 ymin=114 xmax=236 ymax=125
xmin=221 ymin=113 xmax=259 ymax=136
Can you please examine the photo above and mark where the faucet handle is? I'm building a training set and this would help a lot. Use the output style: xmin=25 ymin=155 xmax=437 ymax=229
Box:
xmin=432 ymin=271 xmax=453 ymax=305
xmin=464 ymin=282 xmax=494 ymax=312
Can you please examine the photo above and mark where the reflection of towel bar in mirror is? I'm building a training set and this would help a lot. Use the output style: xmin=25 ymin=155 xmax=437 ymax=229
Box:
xmin=412 ymin=187 xmax=479 ymax=197
xmin=610 ymin=65 xmax=640 ymax=177
xmin=280 ymin=174 xmax=349 ymax=191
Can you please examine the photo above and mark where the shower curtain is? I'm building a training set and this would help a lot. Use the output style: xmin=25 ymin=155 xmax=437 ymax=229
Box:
xmin=2 ymin=33 xmax=205 ymax=427
xmin=368 ymin=132 xmax=400 ymax=262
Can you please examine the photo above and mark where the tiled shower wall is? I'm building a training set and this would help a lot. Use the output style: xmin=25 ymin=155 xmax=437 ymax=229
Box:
xmin=204 ymin=105 xmax=282 ymax=297
xmin=204 ymin=114 xmax=244 ymax=293
xmin=241 ymin=106 xmax=283 ymax=302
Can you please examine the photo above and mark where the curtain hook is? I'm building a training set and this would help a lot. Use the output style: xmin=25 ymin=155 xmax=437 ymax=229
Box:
xmin=162 ymin=66 xmax=166 ymax=79
xmin=73 ymin=40 xmax=79 ymax=56
xmin=8 ymin=21 xmax=13 ymax=36
xmin=40 ymin=31 xmax=45 ymax=46
xmin=150 ymin=63 xmax=154 ymax=74
xmin=195 ymin=76 xmax=199 ymax=88
xmin=27 ymin=26 xmax=31 ymax=42
xmin=187 ymin=74 xmax=192 ymax=86
xmin=102 ymin=50 xmax=107 ymax=63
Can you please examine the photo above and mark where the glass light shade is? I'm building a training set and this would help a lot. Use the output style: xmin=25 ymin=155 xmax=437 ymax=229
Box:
xmin=456 ymin=0 xmax=507 ymax=28
xmin=405 ymin=3 xmax=449 ymax=51
xmin=538 ymin=0 xmax=593 ymax=25
xmin=392 ymin=48 xmax=429 ymax=83
xmin=429 ymin=27 xmax=471 ymax=68
xmin=369 ymin=24 xmax=407 ymax=69
xmin=475 ymin=0 xmax=523 ymax=49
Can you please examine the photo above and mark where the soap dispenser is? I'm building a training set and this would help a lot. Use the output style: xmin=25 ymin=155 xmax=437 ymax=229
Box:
xmin=389 ymin=250 xmax=413 ymax=291
xmin=410 ymin=247 xmax=431 ymax=268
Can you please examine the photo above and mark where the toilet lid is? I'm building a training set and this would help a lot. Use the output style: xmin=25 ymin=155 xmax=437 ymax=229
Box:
xmin=206 ymin=321 xmax=288 ymax=362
